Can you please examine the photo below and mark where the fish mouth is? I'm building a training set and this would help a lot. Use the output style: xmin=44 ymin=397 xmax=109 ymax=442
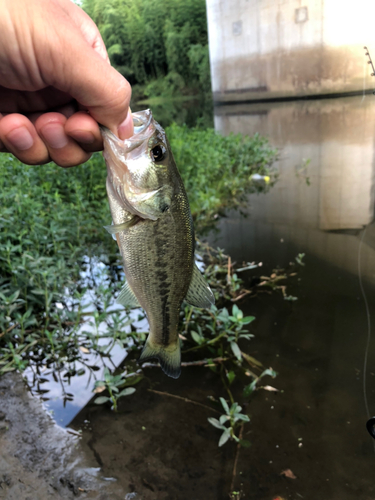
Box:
xmin=132 ymin=109 xmax=153 ymax=135
xmin=100 ymin=109 xmax=154 ymax=153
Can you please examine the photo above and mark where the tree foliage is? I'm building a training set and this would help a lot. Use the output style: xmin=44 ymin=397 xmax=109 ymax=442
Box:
xmin=82 ymin=0 xmax=211 ymax=96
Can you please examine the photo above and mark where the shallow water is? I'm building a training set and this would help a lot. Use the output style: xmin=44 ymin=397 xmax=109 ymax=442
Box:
xmin=23 ymin=94 xmax=375 ymax=498
xmin=24 ymin=257 xmax=148 ymax=427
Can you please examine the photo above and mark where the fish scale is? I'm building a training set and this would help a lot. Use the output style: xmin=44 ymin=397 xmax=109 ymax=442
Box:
xmin=117 ymin=189 xmax=194 ymax=341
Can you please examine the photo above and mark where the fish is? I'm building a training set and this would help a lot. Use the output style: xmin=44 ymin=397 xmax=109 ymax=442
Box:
xmin=101 ymin=109 xmax=214 ymax=379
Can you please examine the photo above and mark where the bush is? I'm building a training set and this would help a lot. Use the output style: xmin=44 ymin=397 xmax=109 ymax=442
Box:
xmin=0 ymin=126 xmax=276 ymax=368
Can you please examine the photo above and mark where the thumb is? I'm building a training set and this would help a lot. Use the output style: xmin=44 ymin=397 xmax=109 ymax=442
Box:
xmin=37 ymin=1 xmax=133 ymax=138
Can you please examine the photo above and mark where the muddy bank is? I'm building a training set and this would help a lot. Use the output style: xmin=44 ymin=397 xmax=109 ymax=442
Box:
xmin=0 ymin=372 xmax=126 ymax=500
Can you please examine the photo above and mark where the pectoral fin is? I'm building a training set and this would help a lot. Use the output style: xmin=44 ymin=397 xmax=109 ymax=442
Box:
xmin=104 ymin=217 xmax=138 ymax=235
xmin=116 ymin=282 xmax=141 ymax=308
xmin=185 ymin=264 xmax=215 ymax=308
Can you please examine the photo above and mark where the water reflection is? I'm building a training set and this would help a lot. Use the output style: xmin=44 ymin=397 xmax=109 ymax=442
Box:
xmin=209 ymin=95 xmax=375 ymax=497
xmin=214 ymin=95 xmax=375 ymax=283
xmin=24 ymin=256 xmax=148 ymax=427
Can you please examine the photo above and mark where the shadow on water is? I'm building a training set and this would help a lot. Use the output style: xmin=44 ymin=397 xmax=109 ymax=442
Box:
xmin=22 ymin=94 xmax=375 ymax=499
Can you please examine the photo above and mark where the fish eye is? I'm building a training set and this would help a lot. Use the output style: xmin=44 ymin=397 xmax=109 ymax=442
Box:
xmin=151 ymin=144 xmax=166 ymax=162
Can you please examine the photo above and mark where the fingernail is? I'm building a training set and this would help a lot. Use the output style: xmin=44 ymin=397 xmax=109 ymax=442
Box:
xmin=69 ymin=130 xmax=96 ymax=145
xmin=117 ymin=111 xmax=134 ymax=140
xmin=41 ymin=124 xmax=69 ymax=149
xmin=6 ymin=127 xmax=34 ymax=151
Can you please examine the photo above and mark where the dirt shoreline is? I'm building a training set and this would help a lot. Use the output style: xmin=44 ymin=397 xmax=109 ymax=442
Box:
xmin=0 ymin=372 xmax=125 ymax=500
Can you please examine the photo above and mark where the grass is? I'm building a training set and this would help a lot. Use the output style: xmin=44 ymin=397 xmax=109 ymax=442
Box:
xmin=0 ymin=124 xmax=282 ymax=449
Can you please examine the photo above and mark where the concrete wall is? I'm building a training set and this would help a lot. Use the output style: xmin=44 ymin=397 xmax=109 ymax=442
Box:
xmin=206 ymin=0 xmax=375 ymax=102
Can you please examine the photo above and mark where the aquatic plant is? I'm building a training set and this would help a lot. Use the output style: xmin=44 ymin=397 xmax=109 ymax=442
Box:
xmin=0 ymin=124 xmax=284 ymax=469
xmin=208 ymin=398 xmax=250 ymax=447
xmin=93 ymin=367 xmax=138 ymax=411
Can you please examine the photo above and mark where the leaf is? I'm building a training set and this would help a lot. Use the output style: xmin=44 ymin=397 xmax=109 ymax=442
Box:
xmin=262 ymin=385 xmax=279 ymax=392
xmin=239 ymin=334 xmax=254 ymax=340
xmin=260 ymin=368 xmax=277 ymax=379
xmin=241 ymin=316 xmax=255 ymax=325
xmin=121 ymin=374 xmax=143 ymax=387
xmin=94 ymin=396 xmax=110 ymax=405
xmin=231 ymin=402 xmax=240 ymax=413
xmin=227 ymin=370 xmax=236 ymax=385
xmin=191 ymin=330 xmax=203 ymax=345
xmin=208 ymin=417 xmax=225 ymax=430
xmin=231 ymin=304 xmax=241 ymax=318
xmin=230 ymin=342 xmax=242 ymax=361
xmin=216 ymin=308 xmax=229 ymax=322
xmin=219 ymin=414 xmax=230 ymax=425
xmin=280 ymin=469 xmax=297 ymax=479
xmin=111 ymin=374 xmax=124 ymax=384
xmin=243 ymin=380 xmax=258 ymax=398
xmin=118 ymin=387 xmax=136 ymax=397
xmin=93 ymin=385 xmax=106 ymax=394
xmin=235 ymin=413 xmax=250 ymax=422
xmin=218 ymin=429 xmax=231 ymax=447
xmin=219 ymin=397 xmax=230 ymax=414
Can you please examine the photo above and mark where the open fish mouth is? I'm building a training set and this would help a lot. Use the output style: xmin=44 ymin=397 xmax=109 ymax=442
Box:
xmin=101 ymin=109 xmax=170 ymax=221
xmin=132 ymin=109 xmax=153 ymax=135
xmin=100 ymin=109 xmax=155 ymax=155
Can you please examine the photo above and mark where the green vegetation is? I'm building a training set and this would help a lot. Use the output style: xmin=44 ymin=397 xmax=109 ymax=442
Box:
xmin=82 ymin=0 xmax=211 ymax=101
xmin=208 ymin=398 xmax=250 ymax=447
xmin=93 ymin=367 xmax=138 ymax=411
xmin=0 ymin=124 xmax=282 ymax=449
xmin=168 ymin=125 xmax=277 ymax=230
xmin=0 ymin=126 xmax=276 ymax=359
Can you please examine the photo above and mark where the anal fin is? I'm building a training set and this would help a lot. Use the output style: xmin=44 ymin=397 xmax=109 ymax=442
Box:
xmin=185 ymin=264 xmax=215 ymax=308
xmin=116 ymin=281 xmax=141 ymax=308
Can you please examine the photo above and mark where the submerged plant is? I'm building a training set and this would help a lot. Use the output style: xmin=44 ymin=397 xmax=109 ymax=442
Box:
xmin=93 ymin=367 xmax=138 ymax=412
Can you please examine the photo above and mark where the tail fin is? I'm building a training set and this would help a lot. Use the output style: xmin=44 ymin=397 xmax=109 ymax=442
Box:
xmin=139 ymin=339 xmax=181 ymax=379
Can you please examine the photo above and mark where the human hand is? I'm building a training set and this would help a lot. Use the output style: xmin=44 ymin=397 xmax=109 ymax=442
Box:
xmin=0 ymin=0 xmax=133 ymax=167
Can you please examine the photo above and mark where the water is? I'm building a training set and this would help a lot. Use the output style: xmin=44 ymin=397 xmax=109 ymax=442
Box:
xmin=24 ymin=256 xmax=148 ymax=427
xmin=209 ymin=94 xmax=375 ymax=498
xmin=23 ymin=94 xmax=375 ymax=498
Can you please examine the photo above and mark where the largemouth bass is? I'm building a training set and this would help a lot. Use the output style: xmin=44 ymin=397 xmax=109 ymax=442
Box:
xmin=101 ymin=109 xmax=214 ymax=379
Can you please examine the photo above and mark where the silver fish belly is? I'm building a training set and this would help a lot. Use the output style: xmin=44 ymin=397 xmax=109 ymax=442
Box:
xmin=102 ymin=109 xmax=214 ymax=378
